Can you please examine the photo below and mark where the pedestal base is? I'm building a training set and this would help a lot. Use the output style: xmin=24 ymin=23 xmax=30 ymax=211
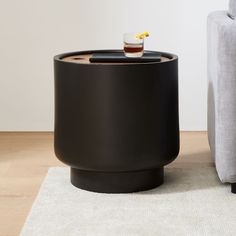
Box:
xmin=231 ymin=183 xmax=236 ymax=194
xmin=71 ymin=167 xmax=164 ymax=193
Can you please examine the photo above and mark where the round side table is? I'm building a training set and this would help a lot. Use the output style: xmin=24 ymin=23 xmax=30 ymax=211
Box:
xmin=54 ymin=50 xmax=179 ymax=193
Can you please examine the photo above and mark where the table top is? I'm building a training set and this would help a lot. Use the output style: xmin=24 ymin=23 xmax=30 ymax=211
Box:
xmin=57 ymin=50 xmax=177 ymax=65
xmin=62 ymin=54 xmax=170 ymax=64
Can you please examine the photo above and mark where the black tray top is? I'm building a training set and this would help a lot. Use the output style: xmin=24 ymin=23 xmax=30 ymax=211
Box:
xmin=89 ymin=52 xmax=161 ymax=63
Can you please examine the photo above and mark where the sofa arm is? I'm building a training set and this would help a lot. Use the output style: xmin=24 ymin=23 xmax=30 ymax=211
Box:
xmin=208 ymin=11 xmax=236 ymax=183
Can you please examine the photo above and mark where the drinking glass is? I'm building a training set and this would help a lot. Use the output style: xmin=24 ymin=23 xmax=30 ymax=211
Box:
xmin=123 ymin=33 xmax=144 ymax=58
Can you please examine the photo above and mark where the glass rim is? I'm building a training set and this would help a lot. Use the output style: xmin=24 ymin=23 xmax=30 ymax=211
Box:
xmin=123 ymin=32 xmax=142 ymax=35
xmin=123 ymin=33 xmax=144 ymax=43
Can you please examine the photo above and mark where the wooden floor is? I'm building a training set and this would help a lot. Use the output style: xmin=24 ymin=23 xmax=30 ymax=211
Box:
xmin=0 ymin=132 xmax=213 ymax=236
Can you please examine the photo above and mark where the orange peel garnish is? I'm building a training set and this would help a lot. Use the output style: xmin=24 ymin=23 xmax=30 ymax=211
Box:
xmin=136 ymin=32 xmax=150 ymax=39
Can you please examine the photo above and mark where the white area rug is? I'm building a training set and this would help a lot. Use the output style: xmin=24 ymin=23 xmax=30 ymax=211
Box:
xmin=20 ymin=167 xmax=236 ymax=236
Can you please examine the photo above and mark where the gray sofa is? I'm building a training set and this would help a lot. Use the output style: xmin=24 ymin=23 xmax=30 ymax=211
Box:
xmin=208 ymin=0 xmax=236 ymax=193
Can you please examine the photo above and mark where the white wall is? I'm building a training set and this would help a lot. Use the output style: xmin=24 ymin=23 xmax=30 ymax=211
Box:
xmin=0 ymin=0 xmax=228 ymax=131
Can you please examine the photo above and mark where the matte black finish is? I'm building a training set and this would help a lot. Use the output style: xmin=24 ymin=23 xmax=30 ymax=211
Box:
xmin=90 ymin=52 xmax=161 ymax=63
xmin=231 ymin=183 xmax=236 ymax=194
xmin=54 ymin=50 xmax=179 ymax=193
xmin=71 ymin=168 xmax=164 ymax=193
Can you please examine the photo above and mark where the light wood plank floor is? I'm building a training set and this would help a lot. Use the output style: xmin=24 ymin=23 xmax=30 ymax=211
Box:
xmin=0 ymin=132 xmax=212 ymax=236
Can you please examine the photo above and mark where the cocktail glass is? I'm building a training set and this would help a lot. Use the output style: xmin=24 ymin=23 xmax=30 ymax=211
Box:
xmin=123 ymin=33 xmax=144 ymax=58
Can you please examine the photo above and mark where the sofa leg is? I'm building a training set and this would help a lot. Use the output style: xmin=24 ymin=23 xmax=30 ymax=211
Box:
xmin=231 ymin=183 xmax=236 ymax=194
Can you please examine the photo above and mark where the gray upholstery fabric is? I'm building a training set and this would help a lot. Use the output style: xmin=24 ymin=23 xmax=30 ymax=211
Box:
xmin=229 ymin=0 xmax=236 ymax=19
xmin=208 ymin=11 xmax=236 ymax=183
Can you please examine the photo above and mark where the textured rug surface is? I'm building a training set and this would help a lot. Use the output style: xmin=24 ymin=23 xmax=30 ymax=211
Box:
xmin=20 ymin=167 xmax=236 ymax=236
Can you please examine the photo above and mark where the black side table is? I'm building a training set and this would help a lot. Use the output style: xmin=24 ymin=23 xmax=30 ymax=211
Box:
xmin=54 ymin=50 xmax=179 ymax=193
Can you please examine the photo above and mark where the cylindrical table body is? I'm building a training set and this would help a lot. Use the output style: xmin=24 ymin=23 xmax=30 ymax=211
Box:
xmin=54 ymin=50 xmax=179 ymax=193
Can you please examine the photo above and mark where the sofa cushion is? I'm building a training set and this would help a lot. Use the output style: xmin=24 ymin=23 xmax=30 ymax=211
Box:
xmin=229 ymin=0 xmax=236 ymax=19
